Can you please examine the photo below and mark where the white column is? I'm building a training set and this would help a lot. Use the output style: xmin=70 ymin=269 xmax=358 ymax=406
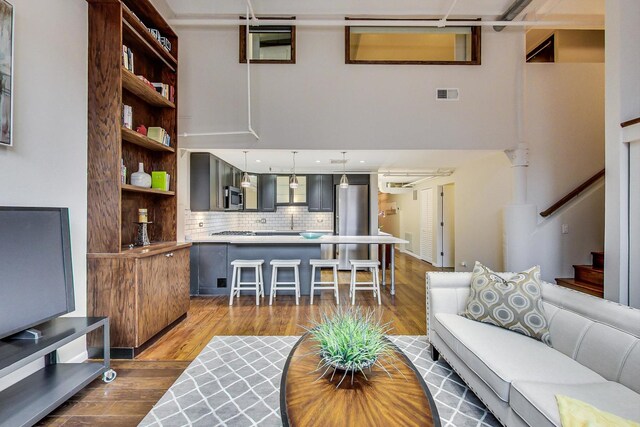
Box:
xmin=503 ymin=145 xmax=538 ymax=272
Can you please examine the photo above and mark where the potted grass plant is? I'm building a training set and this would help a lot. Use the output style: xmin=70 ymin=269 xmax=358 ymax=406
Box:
xmin=306 ymin=307 xmax=398 ymax=387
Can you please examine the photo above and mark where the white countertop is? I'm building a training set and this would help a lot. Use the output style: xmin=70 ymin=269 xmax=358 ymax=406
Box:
xmin=188 ymin=234 xmax=408 ymax=245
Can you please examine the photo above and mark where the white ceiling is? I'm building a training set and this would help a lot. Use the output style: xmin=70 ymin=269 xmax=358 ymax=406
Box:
xmin=191 ymin=148 xmax=499 ymax=174
xmin=155 ymin=0 xmax=604 ymax=20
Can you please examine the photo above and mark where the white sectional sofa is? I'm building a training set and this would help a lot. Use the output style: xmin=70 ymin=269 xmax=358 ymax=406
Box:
xmin=426 ymin=272 xmax=640 ymax=427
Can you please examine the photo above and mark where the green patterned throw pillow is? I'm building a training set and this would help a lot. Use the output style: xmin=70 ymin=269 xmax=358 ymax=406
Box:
xmin=462 ymin=262 xmax=551 ymax=345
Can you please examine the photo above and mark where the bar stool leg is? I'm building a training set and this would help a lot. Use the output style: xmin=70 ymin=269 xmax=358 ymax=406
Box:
xmin=375 ymin=267 xmax=381 ymax=305
xmin=350 ymin=267 xmax=356 ymax=305
xmin=254 ymin=266 xmax=260 ymax=306
xmin=258 ymin=265 xmax=264 ymax=297
xmin=294 ymin=265 xmax=300 ymax=306
xmin=310 ymin=265 xmax=316 ymax=305
xmin=269 ymin=265 xmax=277 ymax=306
xmin=333 ymin=265 xmax=339 ymax=305
xmin=229 ymin=266 xmax=237 ymax=306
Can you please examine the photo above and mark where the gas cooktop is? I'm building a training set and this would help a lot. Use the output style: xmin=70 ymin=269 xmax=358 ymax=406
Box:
xmin=211 ymin=231 xmax=256 ymax=236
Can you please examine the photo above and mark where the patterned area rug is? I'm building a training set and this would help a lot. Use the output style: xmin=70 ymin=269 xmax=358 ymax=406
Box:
xmin=139 ymin=336 xmax=500 ymax=427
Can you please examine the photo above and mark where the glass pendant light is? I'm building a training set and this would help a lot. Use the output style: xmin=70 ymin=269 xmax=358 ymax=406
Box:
xmin=289 ymin=151 xmax=299 ymax=189
xmin=339 ymin=151 xmax=349 ymax=188
xmin=241 ymin=151 xmax=251 ymax=188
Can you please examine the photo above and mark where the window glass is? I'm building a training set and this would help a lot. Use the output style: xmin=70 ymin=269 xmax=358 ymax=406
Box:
xmin=276 ymin=176 xmax=290 ymax=203
xmin=240 ymin=21 xmax=295 ymax=63
xmin=346 ymin=24 xmax=479 ymax=64
xmin=244 ymin=175 xmax=258 ymax=210
xmin=292 ymin=176 xmax=307 ymax=204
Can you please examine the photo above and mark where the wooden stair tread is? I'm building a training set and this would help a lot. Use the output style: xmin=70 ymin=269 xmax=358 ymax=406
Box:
xmin=556 ymin=278 xmax=603 ymax=298
xmin=572 ymin=264 xmax=604 ymax=286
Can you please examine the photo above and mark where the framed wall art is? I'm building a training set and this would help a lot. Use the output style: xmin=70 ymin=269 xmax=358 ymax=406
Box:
xmin=0 ymin=0 xmax=13 ymax=147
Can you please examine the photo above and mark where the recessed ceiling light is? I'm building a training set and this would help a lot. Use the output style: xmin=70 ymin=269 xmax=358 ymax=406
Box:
xmin=315 ymin=160 xmax=321 ymax=163
xmin=360 ymin=160 xmax=365 ymax=163
xmin=255 ymin=159 xmax=262 ymax=163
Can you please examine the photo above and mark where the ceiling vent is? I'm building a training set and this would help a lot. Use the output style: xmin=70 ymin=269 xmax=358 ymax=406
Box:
xmin=330 ymin=159 xmax=348 ymax=164
xmin=436 ymin=88 xmax=459 ymax=101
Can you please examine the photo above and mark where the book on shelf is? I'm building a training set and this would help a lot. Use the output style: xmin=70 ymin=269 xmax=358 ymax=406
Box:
xmin=152 ymin=83 xmax=175 ymax=103
xmin=151 ymin=171 xmax=170 ymax=191
xmin=122 ymin=104 xmax=133 ymax=129
xmin=147 ymin=127 xmax=171 ymax=147
xmin=122 ymin=45 xmax=134 ymax=73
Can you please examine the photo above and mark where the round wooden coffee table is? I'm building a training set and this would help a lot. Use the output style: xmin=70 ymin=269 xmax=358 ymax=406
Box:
xmin=280 ymin=334 xmax=441 ymax=427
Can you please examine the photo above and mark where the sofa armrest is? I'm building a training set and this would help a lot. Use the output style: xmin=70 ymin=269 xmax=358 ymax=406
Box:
xmin=426 ymin=272 xmax=473 ymax=343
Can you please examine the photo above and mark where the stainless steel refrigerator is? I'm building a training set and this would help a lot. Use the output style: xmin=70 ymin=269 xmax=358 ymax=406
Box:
xmin=335 ymin=184 xmax=369 ymax=269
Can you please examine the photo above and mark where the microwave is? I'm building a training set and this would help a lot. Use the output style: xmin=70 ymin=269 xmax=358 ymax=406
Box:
xmin=224 ymin=186 xmax=243 ymax=210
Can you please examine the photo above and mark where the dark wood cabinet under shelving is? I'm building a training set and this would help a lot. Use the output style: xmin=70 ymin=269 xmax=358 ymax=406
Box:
xmin=87 ymin=0 xmax=187 ymax=358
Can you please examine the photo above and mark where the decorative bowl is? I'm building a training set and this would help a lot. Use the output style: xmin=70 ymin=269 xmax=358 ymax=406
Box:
xmin=300 ymin=232 xmax=324 ymax=239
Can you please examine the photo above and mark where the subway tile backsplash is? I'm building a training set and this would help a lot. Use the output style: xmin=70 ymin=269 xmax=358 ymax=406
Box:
xmin=184 ymin=206 xmax=334 ymax=239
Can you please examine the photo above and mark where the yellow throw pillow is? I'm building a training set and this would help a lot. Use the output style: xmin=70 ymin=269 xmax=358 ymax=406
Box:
xmin=556 ymin=395 xmax=640 ymax=427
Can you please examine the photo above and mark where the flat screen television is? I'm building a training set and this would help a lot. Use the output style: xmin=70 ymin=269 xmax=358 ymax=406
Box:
xmin=0 ymin=207 xmax=75 ymax=340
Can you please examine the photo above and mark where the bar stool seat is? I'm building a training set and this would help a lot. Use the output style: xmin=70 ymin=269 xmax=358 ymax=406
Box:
xmin=270 ymin=259 xmax=301 ymax=306
xmin=349 ymin=259 xmax=381 ymax=305
xmin=309 ymin=259 xmax=340 ymax=305
xmin=229 ymin=259 xmax=265 ymax=306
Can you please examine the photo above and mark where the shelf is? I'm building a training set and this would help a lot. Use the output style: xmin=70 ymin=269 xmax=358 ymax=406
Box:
xmin=122 ymin=5 xmax=177 ymax=70
xmin=0 ymin=363 xmax=106 ymax=427
xmin=121 ymin=68 xmax=175 ymax=109
xmin=121 ymin=127 xmax=175 ymax=152
xmin=122 ymin=184 xmax=175 ymax=196
xmin=0 ymin=317 xmax=108 ymax=376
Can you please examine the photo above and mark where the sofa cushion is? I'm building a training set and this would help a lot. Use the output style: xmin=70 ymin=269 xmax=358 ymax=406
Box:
xmin=510 ymin=380 xmax=640 ymax=427
xmin=434 ymin=313 xmax=605 ymax=402
xmin=461 ymin=262 xmax=551 ymax=345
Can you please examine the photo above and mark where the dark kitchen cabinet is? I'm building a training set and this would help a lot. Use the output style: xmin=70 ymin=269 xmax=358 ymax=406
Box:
xmin=259 ymin=174 xmax=277 ymax=212
xmin=308 ymin=174 xmax=334 ymax=212
xmin=190 ymin=153 xmax=223 ymax=211
xmin=193 ymin=243 xmax=228 ymax=295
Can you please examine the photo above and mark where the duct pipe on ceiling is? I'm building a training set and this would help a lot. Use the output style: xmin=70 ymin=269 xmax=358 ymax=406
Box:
xmin=493 ymin=0 xmax=534 ymax=31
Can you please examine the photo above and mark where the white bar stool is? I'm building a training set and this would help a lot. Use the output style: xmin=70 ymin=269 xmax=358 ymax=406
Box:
xmin=309 ymin=259 xmax=340 ymax=305
xmin=349 ymin=260 xmax=381 ymax=305
xmin=270 ymin=259 xmax=301 ymax=306
xmin=229 ymin=259 xmax=265 ymax=306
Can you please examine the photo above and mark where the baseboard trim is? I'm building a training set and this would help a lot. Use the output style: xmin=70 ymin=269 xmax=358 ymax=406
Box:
xmin=400 ymin=249 xmax=426 ymax=262
xmin=65 ymin=350 xmax=89 ymax=363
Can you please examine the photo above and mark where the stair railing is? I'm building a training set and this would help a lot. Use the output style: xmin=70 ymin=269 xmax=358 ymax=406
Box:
xmin=539 ymin=169 xmax=605 ymax=218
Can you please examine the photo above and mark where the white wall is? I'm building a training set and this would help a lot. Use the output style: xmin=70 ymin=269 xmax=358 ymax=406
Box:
xmin=0 ymin=0 xmax=88 ymax=388
xmin=525 ymin=63 xmax=605 ymax=211
xmin=176 ymin=26 xmax=521 ymax=151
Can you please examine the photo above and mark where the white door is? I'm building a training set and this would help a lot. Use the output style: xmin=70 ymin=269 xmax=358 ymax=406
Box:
xmin=420 ymin=188 xmax=434 ymax=263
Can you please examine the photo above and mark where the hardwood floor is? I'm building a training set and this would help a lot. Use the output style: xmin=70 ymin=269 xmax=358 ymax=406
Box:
xmin=39 ymin=252 xmax=445 ymax=426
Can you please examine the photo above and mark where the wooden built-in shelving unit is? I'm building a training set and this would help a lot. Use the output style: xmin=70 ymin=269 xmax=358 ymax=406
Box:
xmin=121 ymin=68 xmax=176 ymax=108
xmin=121 ymin=183 xmax=175 ymax=196
xmin=121 ymin=127 xmax=175 ymax=152
xmin=87 ymin=0 xmax=189 ymax=358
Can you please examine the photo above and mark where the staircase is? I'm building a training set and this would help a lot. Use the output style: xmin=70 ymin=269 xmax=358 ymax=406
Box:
xmin=555 ymin=252 xmax=604 ymax=298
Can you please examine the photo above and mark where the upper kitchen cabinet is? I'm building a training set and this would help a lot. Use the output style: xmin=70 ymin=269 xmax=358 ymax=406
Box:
xmin=308 ymin=174 xmax=334 ymax=212
xmin=276 ymin=175 xmax=307 ymax=205
xmin=190 ymin=153 xmax=223 ymax=211
xmin=258 ymin=174 xmax=277 ymax=212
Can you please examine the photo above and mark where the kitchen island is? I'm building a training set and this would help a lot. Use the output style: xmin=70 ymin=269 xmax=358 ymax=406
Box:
xmin=188 ymin=234 xmax=408 ymax=298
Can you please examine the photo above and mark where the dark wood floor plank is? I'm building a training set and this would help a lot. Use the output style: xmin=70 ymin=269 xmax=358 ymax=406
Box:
xmin=37 ymin=253 xmax=441 ymax=425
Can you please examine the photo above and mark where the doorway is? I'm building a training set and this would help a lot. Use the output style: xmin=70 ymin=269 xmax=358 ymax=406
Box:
xmin=437 ymin=184 xmax=455 ymax=268
xmin=419 ymin=188 xmax=434 ymax=263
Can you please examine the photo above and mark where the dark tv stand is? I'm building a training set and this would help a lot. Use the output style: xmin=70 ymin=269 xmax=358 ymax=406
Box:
xmin=0 ymin=317 xmax=114 ymax=426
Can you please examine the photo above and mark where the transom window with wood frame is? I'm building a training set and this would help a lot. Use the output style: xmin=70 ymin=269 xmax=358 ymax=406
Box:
xmin=345 ymin=19 xmax=481 ymax=65
xmin=240 ymin=17 xmax=296 ymax=63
